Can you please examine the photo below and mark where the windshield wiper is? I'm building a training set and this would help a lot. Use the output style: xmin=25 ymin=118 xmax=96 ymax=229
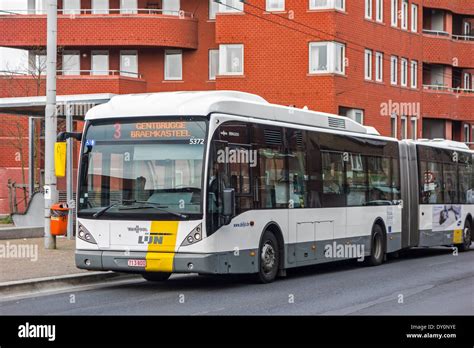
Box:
xmin=92 ymin=199 xmax=136 ymax=218
xmin=119 ymin=200 xmax=188 ymax=219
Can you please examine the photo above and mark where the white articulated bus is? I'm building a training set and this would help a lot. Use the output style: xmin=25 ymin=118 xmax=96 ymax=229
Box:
xmin=61 ymin=91 xmax=472 ymax=283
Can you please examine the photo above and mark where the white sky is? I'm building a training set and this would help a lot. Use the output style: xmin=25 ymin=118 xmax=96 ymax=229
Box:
xmin=0 ymin=0 xmax=28 ymax=72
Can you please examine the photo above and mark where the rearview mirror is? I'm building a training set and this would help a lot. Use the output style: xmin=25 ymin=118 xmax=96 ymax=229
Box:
xmin=54 ymin=142 xmax=67 ymax=177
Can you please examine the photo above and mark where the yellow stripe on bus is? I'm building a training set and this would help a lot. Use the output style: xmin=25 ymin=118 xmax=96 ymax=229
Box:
xmin=145 ymin=221 xmax=179 ymax=272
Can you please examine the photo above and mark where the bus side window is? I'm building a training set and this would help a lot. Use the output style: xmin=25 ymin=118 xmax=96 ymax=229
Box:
xmin=321 ymin=151 xmax=345 ymax=207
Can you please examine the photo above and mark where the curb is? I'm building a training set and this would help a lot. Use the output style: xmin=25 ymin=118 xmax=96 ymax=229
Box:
xmin=0 ymin=272 xmax=139 ymax=298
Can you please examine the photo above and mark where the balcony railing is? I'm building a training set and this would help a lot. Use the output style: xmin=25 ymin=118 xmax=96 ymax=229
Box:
xmin=452 ymin=34 xmax=474 ymax=41
xmin=0 ymin=8 xmax=194 ymax=18
xmin=423 ymin=84 xmax=474 ymax=94
xmin=1 ymin=70 xmax=142 ymax=79
xmin=422 ymin=29 xmax=450 ymax=37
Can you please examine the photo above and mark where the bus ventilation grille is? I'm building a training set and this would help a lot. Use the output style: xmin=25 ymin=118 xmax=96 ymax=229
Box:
xmin=295 ymin=131 xmax=304 ymax=148
xmin=328 ymin=117 xmax=346 ymax=129
xmin=264 ymin=129 xmax=283 ymax=146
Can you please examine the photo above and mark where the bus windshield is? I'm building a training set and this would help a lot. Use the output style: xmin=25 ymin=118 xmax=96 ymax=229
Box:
xmin=78 ymin=118 xmax=207 ymax=220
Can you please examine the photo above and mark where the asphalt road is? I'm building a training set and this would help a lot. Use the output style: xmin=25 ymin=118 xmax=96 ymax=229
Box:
xmin=1 ymin=246 xmax=473 ymax=315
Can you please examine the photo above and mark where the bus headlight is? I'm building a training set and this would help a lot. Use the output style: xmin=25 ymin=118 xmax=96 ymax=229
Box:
xmin=77 ymin=223 xmax=97 ymax=245
xmin=181 ymin=223 xmax=203 ymax=246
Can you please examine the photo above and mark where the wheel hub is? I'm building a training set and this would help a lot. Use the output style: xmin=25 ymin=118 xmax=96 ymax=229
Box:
xmin=261 ymin=242 xmax=275 ymax=273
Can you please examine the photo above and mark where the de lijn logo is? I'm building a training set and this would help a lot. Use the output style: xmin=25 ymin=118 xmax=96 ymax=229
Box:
xmin=138 ymin=232 xmax=172 ymax=245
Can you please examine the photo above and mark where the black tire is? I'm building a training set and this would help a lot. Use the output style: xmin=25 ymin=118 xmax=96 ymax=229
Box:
xmin=364 ymin=224 xmax=385 ymax=266
xmin=255 ymin=230 xmax=280 ymax=284
xmin=457 ymin=219 xmax=472 ymax=252
xmin=141 ymin=272 xmax=171 ymax=282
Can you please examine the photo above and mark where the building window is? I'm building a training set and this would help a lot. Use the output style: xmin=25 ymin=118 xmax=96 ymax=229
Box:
xmin=165 ymin=50 xmax=183 ymax=80
xmin=29 ymin=52 xmax=47 ymax=75
xmin=209 ymin=0 xmax=218 ymax=19
xmin=92 ymin=0 xmax=109 ymax=14
xmin=219 ymin=44 xmax=244 ymax=75
xmin=410 ymin=60 xmax=418 ymax=88
xmin=464 ymin=124 xmax=470 ymax=142
xmin=63 ymin=0 xmax=81 ymax=15
xmin=375 ymin=51 xmax=383 ymax=82
xmin=266 ymin=0 xmax=285 ymax=11
xmin=218 ymin=0 xmax=244 ymax=13
xmin=91 ymin=51 xmax=109 ymax=75
xmin=401 ymin=116 xmax=407 ymax=139
xmin=365 ymin=49 xmax=372 ymax=80
xmin=401 ymin=0 xmax=408 ymax=30
xmin=390 ymin=56 xmax=398 ymax=85
xmin=375 ymin=0 xmax=383 ymax=22
xmin=411 ymin=117 xmax=417 ymax=140
xmin=391 ymin=114 xmax=397 ymax=138
xmin=120 ymin=0 xmax=137 ymax=14
xmin=348 ymin=109 xmax=364 ymax=124
xmin=401 ymin=58 xmax=408 ymax=87
xmin=411 ymin=4 xmax=418 ymax=32
xmin=209 ymin=49 xmax=219 ymax=80
xmin=163 ymin=0 xmax=180 ymax=16
xmin=120 ymin=50 xmax=138 ymax=77
xmin=464 ymin=73 xmax=471 ymax=90
xmin=365 ymin=0 xmax=372 ymax=19
xmin=62 ymin=51 xmax=80 ymax=76
xmin=309 ymin=0 xmax=345 ymax=10
xmin=391 ymin=0 xmax=397 ymax=26
xmin=309 ymin=42 xmax=345 ymax=74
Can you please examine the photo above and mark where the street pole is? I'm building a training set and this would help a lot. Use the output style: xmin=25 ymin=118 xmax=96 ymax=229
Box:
xmin=28 ymin=116 xmax=35 ymax=200
xmin=44 ymin=0 xmax=58 ymax=250
xmin=66 ymin=103 xmax=74 ymax=240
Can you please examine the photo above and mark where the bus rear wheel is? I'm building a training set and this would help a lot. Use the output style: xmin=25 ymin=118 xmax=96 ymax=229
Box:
xmin=364 ymin=224 xmax=385 ymax=266
xmin=141 ymin=272 xmax=171 ymax=282
xmin=255 ymin=230 xmax=280 ymax=284
xmin=457 ymin=220 xmax=472 ymax=252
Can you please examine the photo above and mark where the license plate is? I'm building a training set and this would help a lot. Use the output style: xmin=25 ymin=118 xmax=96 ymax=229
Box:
xmin=128 ymin=259 xmax=146 ymax=267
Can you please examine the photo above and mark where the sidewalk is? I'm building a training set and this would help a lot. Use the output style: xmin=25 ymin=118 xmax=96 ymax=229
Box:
xmin=0 ymin=237 xmax=87 ymax=283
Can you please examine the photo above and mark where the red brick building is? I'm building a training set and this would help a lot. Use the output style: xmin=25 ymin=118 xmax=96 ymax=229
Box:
xmin=0 ymin=0 xmax=473 ymax=214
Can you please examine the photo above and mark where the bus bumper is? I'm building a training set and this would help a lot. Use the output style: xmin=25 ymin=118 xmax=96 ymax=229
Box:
xmin=75 ymin=249 xmax=258 ymax=275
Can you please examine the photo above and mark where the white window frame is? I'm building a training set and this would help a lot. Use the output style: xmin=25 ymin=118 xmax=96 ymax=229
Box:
xmin=390 ymin=56 xmax=398 ymax=85
xmin=401 ymin=58 xmax=408 ymax=87
xmin=120 ymin=50 xmax=138 ymax=77
xmin=365 ymin=0 xmax=372 ymax=19
xmin=266 ymin=0 xmax=285 ymax=12
xmin=376 ymin=0 xmax=383 ymax=22
xmin=92 ymin=0 xmax=109 ymax=14
xmin=401 ymin=116 xmax=407 ymax=139
xmin=464 ymin=73 xmax=471 ymax=90
xmin=309 ymin=0 xmax=345 ymax=11
xmin=309 ymin=41 xmax=345 ymax=75
xmin=411 ymin=4 xmax=418 ymax=32
xmin=164 ymin=49 xmax=183 ymax=81
xmin=365 ymin=49 xmax=373 ymax=80
xmin=62 ymin=50 xmax=80 ymax=76
xmin=219 ymin=44 xmax=244 ymax=76
xmin=391 ymin=0 xmax=398 ymax=27
xmin=465 ymin=21 xmax=472 ymax=35
xmin=375 ymin=51 xmax=383 ymax=82
xmin=120 ymin=0 xmax=137 ymax=14
xmin=410 ymin=60 xmax=418 ymax=89
xmin=209 ymin=49 xmax=219 ymax=80
xmin=464 ymin=124 xmax=470 ymax=142
xmin=91 ymin=50 xmax=109 ymax=76
xmin=218 ymin=0 xmax=244 ymax=13
xmin=410 ymin=117 xmax=417 ymax=140
xmin=391 ymin=114 xmax=398 ymax=138
xmin=401 ymin=0 xmax=408 ymax=30
xmin=163 ymin=0 xmax=180 ymax=16
xmin=209 ymin=0 xmax=219 ymax=19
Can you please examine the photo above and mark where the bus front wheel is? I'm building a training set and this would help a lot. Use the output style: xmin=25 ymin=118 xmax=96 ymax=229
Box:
xmin=255 ymin=230 xmax=280 ymax=284
xmin=141 ymin=272 xmax=171 ymax=282
xmin=457 ymin=220 xmax=472 ymax=252
xmin=364 ymin=224 xmax=385 ymax=266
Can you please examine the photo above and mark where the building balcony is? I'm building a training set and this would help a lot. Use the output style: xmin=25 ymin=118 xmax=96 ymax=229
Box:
xmin=422 ymin=34 xmax=474 ymax=68
xmin=422 ymin=85 xmax=474 ymax=120
xmin=422 ymin=0 xmax=474 ymax=16
xmin=0 ymin=9 xmax=198 ymax=49
xmin=0 ymin=70 xmax=147 ymax=98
